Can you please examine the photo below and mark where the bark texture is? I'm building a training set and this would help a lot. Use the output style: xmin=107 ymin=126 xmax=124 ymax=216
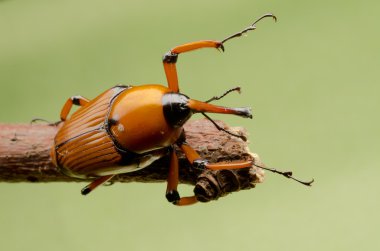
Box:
xmin=0 ymin=119 xmax=264 ymax=202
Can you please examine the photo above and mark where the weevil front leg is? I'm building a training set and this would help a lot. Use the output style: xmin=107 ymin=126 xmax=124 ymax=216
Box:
xmin=163 ymin=40 xmax=224 ymax=93
xmin=165 ymin=149 xmax=198 ymax=206
xmin=163 ymin=13 xmax=276 ymax=93
xmin=60 ymin=95 xmax=89 ymax=121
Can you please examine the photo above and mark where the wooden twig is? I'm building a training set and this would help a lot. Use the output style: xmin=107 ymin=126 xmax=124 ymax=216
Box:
xmin=0 ymin=119 xmax=264 ymax=202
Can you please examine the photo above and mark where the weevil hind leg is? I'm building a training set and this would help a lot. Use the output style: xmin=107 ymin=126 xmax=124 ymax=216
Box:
xmin=31 ymin=95 xmax=89 ymax=125
xmin=81 ymin=175 xmax=115 ymax=195
xmin=165 ymin=149 xmax=198 ymax=206
xmin=60 ymin=95 xmax=90 ymax=121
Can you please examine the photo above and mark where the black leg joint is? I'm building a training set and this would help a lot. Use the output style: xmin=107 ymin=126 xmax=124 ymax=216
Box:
xmin=81 ymin=187 xmax=91 ymax=195
xmin=175 ymin=130 xmax=187 ymax=146
xmin=71 ymin=96 xmax=82 ymax=106
xmin=163 ymin=51 xmax=178 ymax=63
xmin=166 ymin=190 xmax=180 ymax=203
xmin=193 ymin=159 xmax=208 ymax=170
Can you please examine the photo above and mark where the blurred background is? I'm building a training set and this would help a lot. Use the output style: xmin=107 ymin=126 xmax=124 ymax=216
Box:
xmin=1 ymin=0 xmax=379 ymax=250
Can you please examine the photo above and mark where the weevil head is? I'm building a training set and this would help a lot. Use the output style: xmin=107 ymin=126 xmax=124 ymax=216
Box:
xmin=162 ymin=92 xmax=193 ymax=128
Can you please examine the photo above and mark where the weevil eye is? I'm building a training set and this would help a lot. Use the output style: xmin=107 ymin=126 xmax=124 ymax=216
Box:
xmin=162 ymin=93 xmax=192 ymax=128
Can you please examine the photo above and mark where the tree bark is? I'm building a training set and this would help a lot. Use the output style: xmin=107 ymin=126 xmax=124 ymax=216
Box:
xmin=0 ymin=119 xmax=264 ymax=202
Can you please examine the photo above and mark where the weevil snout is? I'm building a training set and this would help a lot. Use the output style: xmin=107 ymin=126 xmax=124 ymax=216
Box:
xmin=187 ymin=99 xmax=252 ymax=119
xmin=162 ymin=92 xmax=252 ymax=129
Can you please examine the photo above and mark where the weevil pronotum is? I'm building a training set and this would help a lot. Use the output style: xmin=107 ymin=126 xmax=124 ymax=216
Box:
xmin=51 ymin=14 xmax=313 ymax=206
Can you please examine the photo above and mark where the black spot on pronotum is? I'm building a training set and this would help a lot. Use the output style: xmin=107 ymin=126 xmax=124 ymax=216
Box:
xmin=108 ymin=118 xmax=118 ymax=126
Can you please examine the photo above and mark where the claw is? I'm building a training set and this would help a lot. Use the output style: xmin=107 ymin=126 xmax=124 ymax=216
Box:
xmin=251 ymin=13 xmax=277 ymax=26
xmin=216 ymin=43 xmax=225 ymax=52
xmin=205 ymin=86 xmax=241 ymax=103
xmin=253 ymin=163 xmax=314 ymax=187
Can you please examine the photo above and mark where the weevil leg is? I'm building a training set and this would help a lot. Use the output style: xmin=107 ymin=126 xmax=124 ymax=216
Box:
xmin=163 ymin=40 xmax=224 ymax=93
xmin=60 ymin=95 xmax=90 ymax=121
xmin=179 ymin=142 xmax=253 ymax=171
xmin=163 ymin=14 xmax=276 ymax=92
xmin=31 ymin=95 xmax=89 ymax=126
xmin=81 ymin=175 xmax=115 ymax=195
xmin=180 ymin=140 xmax=314 ymax=187
xmin=165 ymin=149 xmax=198 ymax=206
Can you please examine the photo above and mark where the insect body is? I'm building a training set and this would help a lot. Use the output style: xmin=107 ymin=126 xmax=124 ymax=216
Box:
xmin=51 ymin=14 xmax=312 ymax=206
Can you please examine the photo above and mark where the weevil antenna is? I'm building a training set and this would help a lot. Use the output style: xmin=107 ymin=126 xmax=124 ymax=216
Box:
xmin=253 ymin=163 xmax=314 ymax=186
xmin=201 ymin=112 xmax=247 ymax=141
xmin=221 ymin=13 xmax=277 ymax=45
xmin=205 ymin=87 xmax=241 ymax=103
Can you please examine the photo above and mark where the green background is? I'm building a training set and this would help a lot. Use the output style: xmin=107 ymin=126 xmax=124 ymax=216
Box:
xmin=1 ymin=0 xmax=379 ymax=250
